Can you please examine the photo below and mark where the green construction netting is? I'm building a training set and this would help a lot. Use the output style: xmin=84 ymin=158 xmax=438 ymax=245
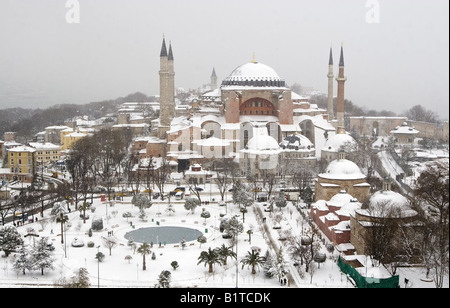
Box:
xmin=338 ymin=256 xmax=399 ymax=288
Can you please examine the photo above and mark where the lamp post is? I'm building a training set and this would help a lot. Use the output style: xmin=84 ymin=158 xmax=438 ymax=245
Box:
xmin=235 ymin=231 xmax=238 ymax=288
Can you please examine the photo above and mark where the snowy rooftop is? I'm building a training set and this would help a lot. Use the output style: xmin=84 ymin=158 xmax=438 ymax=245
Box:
xmin=320 ymin=159 xmax=366 ymax=180
xmin=322 ymin=132 xmax=356 ymax=152
xmin=221 ymin=62 xmax=287 ymax=89
xmin=29 ymin=142 xmax=61 ymax=150
xmin=8 ymin=145 xmax=36 ymax=153
xmin=390 ymin=122 xmax=419 ymax=135
xmin=356 ymin=190 xmax=417 ymax=218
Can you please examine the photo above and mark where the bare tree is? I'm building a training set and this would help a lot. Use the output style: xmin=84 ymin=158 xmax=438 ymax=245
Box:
xmin=102 ymin=236 xmax=118 ymax=256
xmin=154 ymin=157 xmax=171 ymax=201
xmin=413 ymin=160 xmax=449 ymax=288
xmin=404 ymin=104 xmax=438 ymax=123
xmin=212 ymin=158 xmax=237 ymax=201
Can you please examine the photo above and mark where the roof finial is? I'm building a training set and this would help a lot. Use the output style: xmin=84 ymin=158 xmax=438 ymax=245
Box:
xmin=252 ymin=52 xmax=257 ymax=64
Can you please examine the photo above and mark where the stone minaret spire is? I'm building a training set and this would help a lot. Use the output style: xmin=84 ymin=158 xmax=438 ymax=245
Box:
xmin=327 ymin=46 xmax=335 ymax=121
xmin=211 ymin=68 xmax=218 ymax=91
xmin=336 ymin=44 xmax=347 ymax=130
xmin=168 ymin=42 xmax=175 ymax=119
xmin=158 ymin=37 xmax=172 ymax=139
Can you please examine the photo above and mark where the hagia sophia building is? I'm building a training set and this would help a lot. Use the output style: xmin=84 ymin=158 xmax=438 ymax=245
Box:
xmin=140 ymin=37 xmax=357 ymax=187
xmin=131 ymin=37 xmax=417 ymax=253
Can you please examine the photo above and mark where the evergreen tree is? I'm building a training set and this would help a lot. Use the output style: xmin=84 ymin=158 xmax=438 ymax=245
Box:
xmin=184 ymin=197 xmax=200 ymax=214
xmin=13 ymin=246 xmax=31 ymax=275
xmin=31 ymin=237 xmax=55 ymax=275
xmin=0 ymin=225 xmax=24 ymax=257
xmin=263 ymin=251 xmax=277 ymax=278
xmin=157 ymin=270 xmax=172 ymax=288
xmin=67 ymin=268 xmax=91 ymax=288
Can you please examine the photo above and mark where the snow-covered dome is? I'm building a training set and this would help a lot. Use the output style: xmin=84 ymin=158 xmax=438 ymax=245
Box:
xmin=322 ymin=133 xmax=356 ymax=152
xmin=328 ymin=191 xmax=356 ymax=205
xmin=279 ymin=134 xmax=314 ymax=151
xmin=245 ymin=134 xmax=280 ymax=152
xmin=221 ymin=62 xmax=286 ymax=88
xmin=359 ymin=190 xmax=417 ymax=218
xmin=320 ymin=159 xmax=365 ymax=180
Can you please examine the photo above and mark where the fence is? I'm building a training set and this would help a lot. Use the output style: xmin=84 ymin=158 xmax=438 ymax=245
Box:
xmin=337 ymin=257 xmax=399 ymax=288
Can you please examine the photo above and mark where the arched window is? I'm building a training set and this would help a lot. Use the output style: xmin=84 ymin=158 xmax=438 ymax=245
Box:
xmin=244 ymin=130 xmax=249 ymax=147
xmin=240 ymin=97 xmax=276 ymax=116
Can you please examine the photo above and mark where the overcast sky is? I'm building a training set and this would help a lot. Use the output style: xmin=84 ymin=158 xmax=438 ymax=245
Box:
xmin=0 ymin=0 xmax=448 ymax=119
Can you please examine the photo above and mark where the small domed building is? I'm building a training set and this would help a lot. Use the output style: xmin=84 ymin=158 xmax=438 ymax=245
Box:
xmin=240 ymin=125 xmax=281 ymax=177
xmin=350 ymin=181 xmax=419 ymax=256
xmin=321 ymin=128 xmax=357 ymax=162
xmin=279 ymin=133 xmax=316 ymax=168
xmin=315 ymin=152 xmax=370 ymax=202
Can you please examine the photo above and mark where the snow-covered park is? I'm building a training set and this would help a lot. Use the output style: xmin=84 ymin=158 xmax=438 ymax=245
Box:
xmin=0 ymin=181 xmax=445 ymax=289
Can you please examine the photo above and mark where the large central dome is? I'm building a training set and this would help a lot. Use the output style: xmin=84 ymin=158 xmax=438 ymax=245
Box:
xmin=221 ymin=62 xmax=286 ymax=88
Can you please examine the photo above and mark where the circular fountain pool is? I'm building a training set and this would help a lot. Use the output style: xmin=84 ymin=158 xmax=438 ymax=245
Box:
xmin=124 ymin=226 xmax=203 ymax=244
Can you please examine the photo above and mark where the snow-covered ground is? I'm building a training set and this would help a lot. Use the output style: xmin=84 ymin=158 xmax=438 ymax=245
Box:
xmin=1 ymin=182 xmax=446 ymax=288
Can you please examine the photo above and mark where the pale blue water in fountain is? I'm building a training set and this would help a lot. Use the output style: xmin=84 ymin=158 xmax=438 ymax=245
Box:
xmin=124 ymin=226 xmax=203 ymax=244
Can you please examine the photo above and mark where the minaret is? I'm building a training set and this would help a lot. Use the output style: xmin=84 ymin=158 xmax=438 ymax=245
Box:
xmin=210 ymin=68 xmax=218 ymax=91
xmin=168 ymin=42 xmax=175 ymax=119
xmin=336 ymin=44 xmax=347 ymax=130
xmin=327 ymin=47 xmax=334 ymax=121
xmin=158 ymin=37 xmax=172 ymax=139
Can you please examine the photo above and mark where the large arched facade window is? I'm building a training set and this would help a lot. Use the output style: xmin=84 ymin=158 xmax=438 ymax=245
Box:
xmin=240 ymin=98 xmax=277 ymax=116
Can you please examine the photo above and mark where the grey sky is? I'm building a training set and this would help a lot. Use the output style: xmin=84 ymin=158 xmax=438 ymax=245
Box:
xmin=0 ymin=0 xmax=448 ymax=119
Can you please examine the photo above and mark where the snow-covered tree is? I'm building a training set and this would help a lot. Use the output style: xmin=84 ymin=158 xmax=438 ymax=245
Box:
xmin=272 ymin=250 xmax=288 ymax=281
xmin=31 ymin=237 xmax=55 ymax=275
xmin=184 ymin=197 xmax=200 ymax=214
xmin=232 ymin=181 xmax=254 ymax=209
xmin=240 ymin=250 xmax=266 ymax=274
xmin=263 ymin=251 xmax=277 ymax=278
xmin=197 ymin=235 xmax=207 ymax=248
xmin=157 ymin=270 xmax=171 ymax=288
xmin=68 ymin=268 xmax=91 ymax=288
xmin=132 ymin=194 xmax=153 ymax=214
xmin=215 ymin=244 xmax=236 ymax=266
xmin=274 ymin=192 xmax=287 ymax=212
xmin=91 ymin=217 xmax=103 ymax=231
xmin=201 ymin=210 xmax=211 ymax=223
xmin=413 ymin=160 xmax=449 ymax=288
xmin=50 ymin=202 xmax=67 ymax=216
xmin=56 ymin=268 xmax=91 ymax=288
xmin=197 ymin=247 xmax=222 ymax=273
xmin=166 ymin=204 xmax=176 ymax=216
xmin=223 ymin=216 xmax=244 ymax=239
xmin=0 ymin=225 xmax=24 ymax=257
xmin=13 ymin=246 xmax=31 ymax=275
